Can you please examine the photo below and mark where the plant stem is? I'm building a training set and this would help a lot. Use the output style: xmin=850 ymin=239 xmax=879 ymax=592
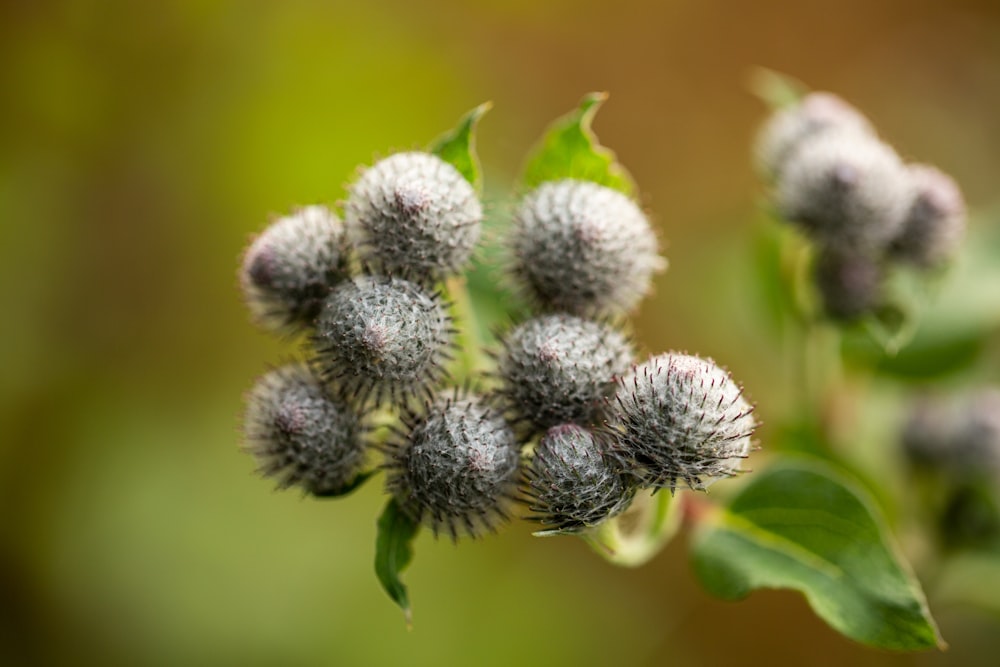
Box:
xmin=582 ymin=489 xmax=684 ymax=567
xmin=445 ymin=275 xmax=493 ymax=384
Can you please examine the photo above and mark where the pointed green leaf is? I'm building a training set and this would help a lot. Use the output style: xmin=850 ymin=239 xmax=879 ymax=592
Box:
xmin=521 ymin=92 xmax=636 ymax=196
xmin=429 ymin=101 xmax=491 ymax=191
xmin=375 ymin=497 xmax=420 ymax=626
xmin=747 ymin=67 xmax=807 ymax=109
xmin=691 ymin=457 xmax=944 ymax=651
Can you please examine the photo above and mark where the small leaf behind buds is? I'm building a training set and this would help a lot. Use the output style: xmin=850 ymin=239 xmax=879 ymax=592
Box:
xmin=521 ymin=92 xmax=636 ymax=196
xmin=375 ymin=497 xmax=420 ymax=627
xmin=429 ymin=102 xmax=492 ymax=192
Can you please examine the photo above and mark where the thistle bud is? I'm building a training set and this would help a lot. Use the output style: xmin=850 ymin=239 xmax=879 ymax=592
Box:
xmin=509 ymin=179 xmax=665 ymax=317
xmin=523 ymin=424 xmax=635 ymax=534
xmin=239 ymin=206 xmax=349 ymax=334
xmin=776 ymin=130 xmax=914 ymax=253
xmin=755 ymin=92 xmax=874 ymax=179
xmin=901 ymin=389 xmax=1000 ymax=481
xmin=608 ymin=353 xmax=756 ymax=492
xmin=384 ymin=392 xmax=520 ymax=540
xmin=345 ymin=152 xmax=482 ymax=283
xmin=243 ymin=364 xmax=369 ymax=496
xmin=887 ymin=164 xmax=966 ymax=269
xmin=495 ymin=314 xmax=633 ymax=433
xmin=313 ymin=275 xmax=454 ymax=407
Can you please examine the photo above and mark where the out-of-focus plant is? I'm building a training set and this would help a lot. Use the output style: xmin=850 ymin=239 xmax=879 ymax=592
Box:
xmin=746 ymin=68 xmax=1000 ymax=644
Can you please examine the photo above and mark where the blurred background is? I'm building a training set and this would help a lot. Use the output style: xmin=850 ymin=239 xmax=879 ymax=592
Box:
xmin=2 ymin=0 xmax=999 ymax=664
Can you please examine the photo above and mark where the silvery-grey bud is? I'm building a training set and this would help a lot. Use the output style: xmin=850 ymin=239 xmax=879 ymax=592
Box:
xmin=243 ymin=364 xmax=369 ymax=496
xmin=345 ymin=152 xmax=482 ymax=283
xmin=901 ymin=389 xmax=1000 ymax=482
xmin=523 ymin=424 xmax=636 ymax=534
xmin=313 ymin=275 xmax=454 ymax=407
xmin=887 ymin=164 xmax=966 ymax=269
xmin=608 ymin=353 xmax=756 ymax=492
xmin=495 ymin=314 xmax=634 ymax=434
xmin=776 ymin=130 xmax=914 ymax=253
xmin=509 ymin=179 xmax=665 ymax=317
xmin=384 ymin=392 xmax=520 ymax=540
xmin=755 ymin=92 xmax=874 ymax=179
xmin=239 ymin=206 xmax=349 ymax=334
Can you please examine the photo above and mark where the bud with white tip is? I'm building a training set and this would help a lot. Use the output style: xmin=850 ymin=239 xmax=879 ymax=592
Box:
xmin=509 ymin=179 xmax=665 ymax=317
xmin=776 ymin=130 xmax=914 ymax=253
xmin=607 ymin=353 xmax=756 ymax=492
xmin=345 ymin=151 xmax=482 ymax=283
xmin=755 ymin=92 xmax=874 ymax=179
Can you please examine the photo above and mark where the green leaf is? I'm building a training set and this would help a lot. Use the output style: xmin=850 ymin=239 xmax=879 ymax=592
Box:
xmin=374 ymin=497 xmax=420 ymax=627
xmin=429 ymin=101 xmax=491 ymax=191
xmin=691 ymin=457 xmax=944 ymax=651
xmin=746 ymin=67 xmax=807 ymax=109
xmin=520 ymin=92 xmax=636 ymax=196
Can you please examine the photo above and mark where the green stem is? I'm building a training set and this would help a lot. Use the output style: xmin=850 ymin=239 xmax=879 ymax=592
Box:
xmin=445 ymin=275 xmax=493 ymax=384
xmin=582 ymin=489 xmax=684 ymax=567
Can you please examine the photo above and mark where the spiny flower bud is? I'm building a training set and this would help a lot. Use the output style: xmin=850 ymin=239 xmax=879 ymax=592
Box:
xmin=901 ymin=389 xmax=1000 ymax=482
xmin=509 ymin=179 xmax=665 ymax=317
xmin=345 ymin=152 xmax=482 ymax=283
xmin=384 ymin=392 xmax=520 ymax=540
xmin=243 ymin=363 xmax=369 ymax=496
xmin=313 ymin=275 xmax=454 ymax=407
xmin=813 ymin=248 xmax=883 ymax=322
xmin=776 ymin=130 xmax=914 ymax=253
xmin=608 ymin=353 xmax=756 ymax=492
xmin=495 ymin=314 xmax=634 ymax=434
xmin=239 ymin=206 xmax=349 ymax=334
xmin=887 ymin=164 xmax=967 ymax=269
xmin=755 ymin=92 xmax=874 ymax=179
xmin=523 ymin=424 xmax=635 ymax=534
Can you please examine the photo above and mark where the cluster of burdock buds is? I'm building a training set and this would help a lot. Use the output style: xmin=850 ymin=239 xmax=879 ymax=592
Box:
xmin=238 ymin=130 xmax=757 ymax=543
xmin=755 ymin=92 xmax=967 ymax=322
xmin=900 ymin=388 xmax=1000 ymax=549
